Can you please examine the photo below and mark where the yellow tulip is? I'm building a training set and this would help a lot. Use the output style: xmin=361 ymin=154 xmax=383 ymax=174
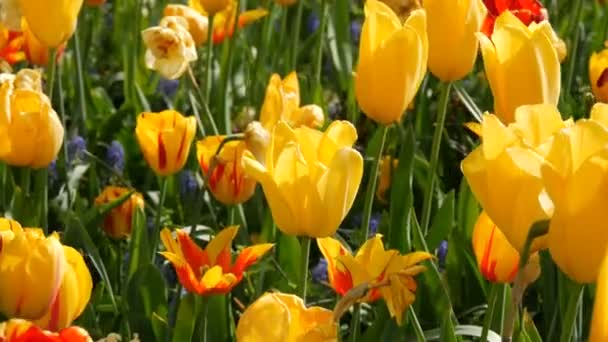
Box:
xmin=18 ymin=0 xmax=83 ymax=48
xmin=424 ymin=0 xmax=485 ymax=81
xmin=242 ymin=121 xmax=363 ymax=238
xmin=0 ymin=72 xmax=63 ymax=168
xmin=461 ymin=104 xmax=570 ymax=252
xmin=135 ymin=110 xmax=197 ymax=176
xmin=317 ymin=235 xmax=432 ymax=324
xmin=260 ymin=72 xmax=324 ymax=131
xmin=477 ymin=11 xmax=560 ymax=123
xmin=196 ymin=136 xmax=256 ymax=205
xmin=589 ymin=48 xmax=608 ymax=103
xmin=193 ymin=0 xmax=230 ymax=16
xmin=590 ymin=252 xmax=608 ymax=342
xmin=542 ymin=115 xmax=608 ymax=283
xmin=0 ymin=319 xmax=92 ymax=341
xmin=0 ymin=228 xmax=65 ymax=320
xmin=355 ymin=0 xmax=428 ymax=125
xmin=141 ymin=16 xmax=198 ymax=80
xmin=35 ymin=246 xmax=92 ymax=331
xmin=379 ymin=0 xmax=422 ymax=22
xmin=164 ymin=4 xmax=209 ymax=46
xmin=376 ymin=155 xmax=398 ymax=203
xmin=95 ymin=186 xmax=145 ymax=240
xmin=236 ymin=292 xmax=337 ymax=342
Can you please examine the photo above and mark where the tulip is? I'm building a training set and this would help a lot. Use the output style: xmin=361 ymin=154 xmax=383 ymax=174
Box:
xmin=472 ymin=211 xmax=520 ymax=283
xmin=135 ymin=110 xmax=197 ymax=176
xmin=480 ymin=0 xmax=546 ymax=37
xmin=590 ymin=252 xmax=608 ymax=342
xmin=35 ymin=246 xmax=92 ymax=331
xmin=193 ymin=0 xmax=230 ymax=16
xmin=196 ymin=136 xmax=256 ymax=205
xmin=461 ymin=104 xmax=571 ymax=252
xmin=18 ymin=0 xmax=84 ymax=48
xmin=477 ymin=11 xmax=560 ymax=123
xmin=0 ymin=74 xmax=63 ymax=167
xmin=141 ymin=16 xmax=197 ymax=80
xmin=95 ymin=187 xmax=145 ymax=239
xmin=242 ymin=121 xmax=363 ymax=238
xmin=317 ymin=235 xmax=432 ymax=324
xmin=590 ymin=48 xmax=608 ymax=103
xmin=424 ymin=0 xmax=485 ymax=81
xmin=187 ymin=0 xmax=267 ymax=44
xmin=355 ymin=0 xmax=428 ymax=125
xmin=542 ymin=115 xmax=608 ymax=283
xmin=260 ymin=72 xmax=324 ymax=131
xmin=0 ymin=228 xmax=65 ymax=320
xmin=243 ymin=121 xmax=270 ymax=164
xmin=0 ymin=217 xmax=22 ymax=245
xmin=160 ymin=226 xmax=273 ymax=295
xmin=21 ymin=20 xmax=64 ymax=66
xmin=236 ymin=292 xmax=336 ymax=342
xmin=0 ymin=319 xmax=92 ymax=341
xmin=164 ymin=4 xmax=209 ymax=46
xmin=379 ymin=0 xmax=422 ymax=21
xmin=376 ymin=155 xmax=397 ymax=203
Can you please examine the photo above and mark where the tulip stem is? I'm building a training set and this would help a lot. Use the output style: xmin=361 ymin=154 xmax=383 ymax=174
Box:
xmin=564 ymin=0 xmax=584 ymax=98
xmin=420 ymin=81 xmax=452 ymax=235
xmin=288 ymin=0 xmax=305 ymax=71
xmin=502 ymin=220 xmax=549 ymax=341
xmin=360 ymin=125 xmax=389 ymax=240
xmin=150 ymin=177 xmax=169 ymax=260
xmin=188 ymin=67 xmax=220 ymax=135
xmin=220 ymin=0 xmax=243 ymax=135
xmin=74 ymin=29 xmax=88 ymax=133
xmin=205 ymin=14 xmax=216 ymax=102
xmin=481 ymin=283 xmax=500 ymax=342
xmin=312 ymin=0 xmax=330 ymax=105
xmin=298 ymin=236 xmax=311 ymax=301
xmin=46 ymin=48 xmax=57 ymax=101
xmin=559 ymin=284 xmax=584 ymax=342
xmin=350 ymin=303 xmax=362 ymax=342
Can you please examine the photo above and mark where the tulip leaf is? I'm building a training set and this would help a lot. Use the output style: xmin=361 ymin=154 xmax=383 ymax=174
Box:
xmin=387 ymin=124 xmax=415 ymax=252
xmin=127 ymin=207 xmax=150 ymax=280
xmin=453 ymin=83 xmax=483 ymax=123
xmin=426 ymin=191 xmax=455 ymax=251
xmin=205 ymin=294 xmax=232 ymax=342
xmin=326 ymin=0 xmax=353 ymax=91
xmin=171 ymin=293 xmax=196 ymax=342
xmin=127 ymin=263 xmax=168 ymax=342
xmin=274 ymin=232 xmax=301 ymax=292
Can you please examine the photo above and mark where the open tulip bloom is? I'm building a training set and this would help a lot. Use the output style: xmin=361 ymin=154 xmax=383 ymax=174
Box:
xmin=160 ymin=225 xmax=273 ymax=295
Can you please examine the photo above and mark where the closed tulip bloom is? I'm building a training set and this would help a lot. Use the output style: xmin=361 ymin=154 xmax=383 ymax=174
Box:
xmin=355 ymin=0 xmax=428 ymax=125
xmin=197 ymin=136 xmax=256 ymax=205
xmin=142 ymin=16 xmax=197 ymax=80
xmin=236 ymin=292 xmax=337 ymax=342
xmin=260 ymin=72 xmax=324 ymax=131
xmin=242 ymin=121 xmax=363 ymax=238
xmin=379 ymin=0 xmax=422 ymax=21
xmin=478 ymin=11 xmax=560 ymax=123
xmin=472 ymin=211 xmax=520 ymax=282
xmin=194 ymin=0 xmax=230 ymax=16
xmin=0 ymin=228 xmax=65 ymax=320
xmin=164 ymin=4 xmax=209 ymax=46
xmin=95 ymin=187 xmax=145 ymax=239
xmin=461 ymin=104 xmax=571 ymax=252
xmin=542 ymin=115 xmax=608 ymax=283
xmin=161 ymin=226 xmax=273 ymax=295
xmin=317 ymin=235 xmax=432 ymax=324
xmin=22 ymin=20 xmax=65 ymax=66
xmin=590 ymin=252 xmax=608 ymax=342
xmin=17 ymin=0 xmax=83 ymax=48
xmin=35 ymin=246 xmax=92 ymax=331
xmin=0 ymin=88 xmax=63 ymax=168
xmin=424 ymin=0 xmax=485 ymax=81
xmin=135 ymin=110 xmax=197 ymax=176
xmin=0 ymin=319 xmax=92 ymax=341
xmin=590 ymin=48 xmax=608 ymax=103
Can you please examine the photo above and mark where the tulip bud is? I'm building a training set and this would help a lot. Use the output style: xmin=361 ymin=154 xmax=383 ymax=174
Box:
xmin=135 ymin=110 xmax=197 ymax=176
xmin=95 ymin=187 xmax=145 ymax=240
xmin=424 ymin=0 xmax=486 ymax=81
xmin=197 ymin=136 xmax=256 ymax=205
xmin=355 ymin=0 xmax=428 ymax=125
xmin=193 ymin=0 xmax=230 ymax=16
xmin=590 ymin=48 xmax=608 ymax=103
xmin=18 ymin=0 xmax=84 ymax=48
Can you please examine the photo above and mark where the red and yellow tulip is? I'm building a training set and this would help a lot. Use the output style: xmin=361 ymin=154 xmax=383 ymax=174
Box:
xmin=95 ymin=187 xmax=145 ymax=240
xmin=317 ymin=235 xmax=432 ymax=324
xmin=160 ymin=226 xmax=273 ymax=295
xmin=135 ymin=110 xmax=197 ymax=176
xmin=0 ymin=319 xmax=92 ymax=342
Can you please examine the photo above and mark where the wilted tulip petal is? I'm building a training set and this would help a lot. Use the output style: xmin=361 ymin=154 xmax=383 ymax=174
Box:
xmin=164 ymin=4 xmax=209 ymax=45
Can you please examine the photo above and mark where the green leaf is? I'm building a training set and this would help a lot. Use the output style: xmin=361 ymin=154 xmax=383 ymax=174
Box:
xmin=172 ymin=294 xmax=196 ymax=342
xmin=274 ymin=232 xmax=301 ymax=293
xmin=386 ymin=125 xmax=415 ymax=252
xmin=426 ymin=191 xmax=455 ymax=251
xmin=127 ymin=263 xmax=168 ymax=342
xmin=128 ymin=207 xmax=150 ymax=280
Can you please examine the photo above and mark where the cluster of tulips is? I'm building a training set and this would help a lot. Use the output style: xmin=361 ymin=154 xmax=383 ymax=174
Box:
xmin=0 ymin=0 xmax=608 ymax=341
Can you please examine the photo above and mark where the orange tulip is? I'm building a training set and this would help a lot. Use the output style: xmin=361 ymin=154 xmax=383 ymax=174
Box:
xmin=95 ymin=186 xmax=145 ymax=239
xmin=160 ymin=226 xmax=273 ymax=295
xmin=0 ymin=319 xmax=91 ymax=341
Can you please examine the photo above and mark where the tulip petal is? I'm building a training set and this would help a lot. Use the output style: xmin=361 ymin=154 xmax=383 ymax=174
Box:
xmin=316 ymin=237 xmax=353 ymax=295
xmin=511 ymin=104 xmax=567 ymax=147
xmin=232 ymin=243 xmax=274 ymax=277
xmin=354 ymin=235 xmax=398 ymax=281
xmin=206 ymin=226 xmax=238 ymax=266
xmin=590 ymin=252 xmax=608 ymax=341
xmin=591 ymin=103 xmax=608 ymax=128
xmin=176 ymin=230 xmax=208 ymax=273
